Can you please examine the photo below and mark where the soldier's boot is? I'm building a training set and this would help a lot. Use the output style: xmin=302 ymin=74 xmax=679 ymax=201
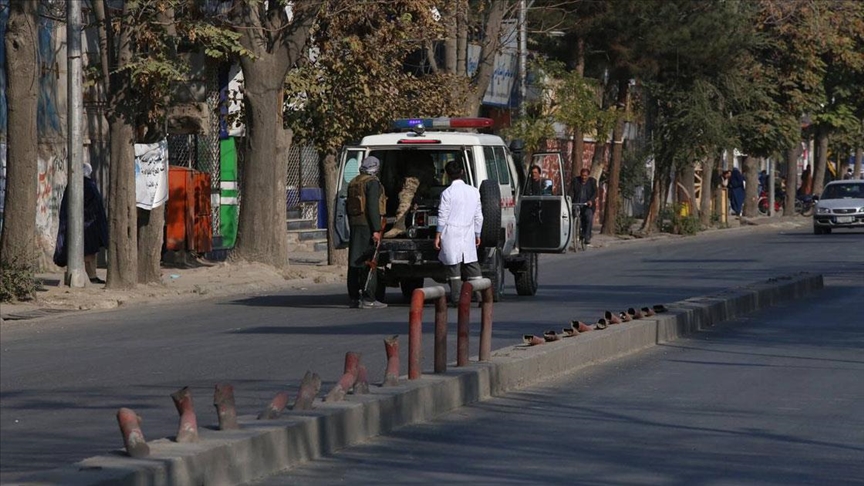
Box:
xmin=384 ymin=177 xmax=420 ymax=238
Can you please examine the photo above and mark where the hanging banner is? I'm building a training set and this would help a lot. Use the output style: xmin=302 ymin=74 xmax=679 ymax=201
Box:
xmin=467 ymin=19 xmax=518 ymax=108
xmin=135 ymin=139 xmax=169 ymax=210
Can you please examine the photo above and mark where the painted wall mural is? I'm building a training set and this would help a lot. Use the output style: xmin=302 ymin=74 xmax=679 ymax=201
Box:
xmin=35 ymin=153 xmax=67 ymax=264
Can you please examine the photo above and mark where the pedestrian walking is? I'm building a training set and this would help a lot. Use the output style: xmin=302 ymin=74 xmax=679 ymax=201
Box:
xmin=53 ymin=162 xmax=109 ymax=284
xmin=434 ymin=160 xmax=484 ymax=304
xmin=346 ymin=156 xmax=388 ymax=309
xmin=728 ymin=167 xmax=745 ymax=216
xmin=568 ymin=168 xmax=597 ymax=247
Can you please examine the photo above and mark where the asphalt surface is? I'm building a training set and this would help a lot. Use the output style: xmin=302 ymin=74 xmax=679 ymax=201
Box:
xmin=1 ymin=221 xmax=862 ymax=481
xmin=254 ymin=272 xmax=864 ymax=486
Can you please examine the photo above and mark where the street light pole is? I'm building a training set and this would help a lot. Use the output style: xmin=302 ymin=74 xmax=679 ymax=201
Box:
xmin=65 ymin=0 xmax=86 ymax=287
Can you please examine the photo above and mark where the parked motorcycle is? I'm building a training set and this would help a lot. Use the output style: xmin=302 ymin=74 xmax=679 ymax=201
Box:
xmin=757 ymin=190 xmax=814 ymax=216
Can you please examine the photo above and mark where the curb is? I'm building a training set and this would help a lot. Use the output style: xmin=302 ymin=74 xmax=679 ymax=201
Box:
xmin=18 ymin=273 xmax=823 ymax=486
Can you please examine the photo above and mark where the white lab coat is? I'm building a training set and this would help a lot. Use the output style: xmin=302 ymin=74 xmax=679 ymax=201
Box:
xmin=437 ymin=179 xmax=484 ymax=265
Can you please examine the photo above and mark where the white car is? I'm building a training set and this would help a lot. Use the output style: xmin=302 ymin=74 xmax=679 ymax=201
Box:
xmin=333 ymin=117 xmax=573 ymax=301
xmin=812 ymin=180 xmax=864 ymax=234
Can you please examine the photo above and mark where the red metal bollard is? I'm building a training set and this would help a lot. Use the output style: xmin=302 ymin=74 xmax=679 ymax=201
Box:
xmin=258 ymin=391 xmax=290 ymax=420
xmin=355 ymin=365 xmax=370 ymax=394
xmin=293 ymin=371 xmax=321 ymax=411
xmin=325 ymin=352 xmax=361 ymax=402
xmin=171 ymin=386 xmax=199 ymax=443
xmin=116 ymin=408 xmax=149 ymax=458
xmin=408 ymin=285 xmax=448 ymax=380
xmin=213 ymin=383 xmax=239 ymax=430
xmin=383 ymin=335 xmax=400 ymax=387
xmin=457 ymin=279 xmax=494 ymax=366
xmin=434 ymin=295 xmax=448 ymax=373
xmin=457 ymin=283 xmax=473 ymax=366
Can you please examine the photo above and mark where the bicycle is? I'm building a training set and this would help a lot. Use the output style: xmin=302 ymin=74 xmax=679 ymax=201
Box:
xmin=571 ymin=203 xmax=588 ymax=251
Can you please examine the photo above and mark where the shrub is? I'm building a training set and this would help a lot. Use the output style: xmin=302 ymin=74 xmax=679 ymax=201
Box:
xmin=0 ymin=258 xmax=39 ymax=303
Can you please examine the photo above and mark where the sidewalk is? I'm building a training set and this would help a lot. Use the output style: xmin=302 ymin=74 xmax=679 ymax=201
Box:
xmin=1 ymin=216 xmax=806 ymax=323
xmin=1 ymin=256 xmax=347 ymax=322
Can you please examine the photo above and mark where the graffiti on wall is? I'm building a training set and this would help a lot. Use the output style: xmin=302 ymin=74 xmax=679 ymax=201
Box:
xmin=35 ymin=153 xmax=67 ymax=261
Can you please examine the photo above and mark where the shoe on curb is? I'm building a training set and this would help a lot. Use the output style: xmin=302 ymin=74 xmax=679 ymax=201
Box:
xmin=90 ymin=277 xmax=106 ymax=284
xmin=360 ymin=299 xmax=388 ymax=309
xmin=349 ymin=300 xmax=361 ymax=309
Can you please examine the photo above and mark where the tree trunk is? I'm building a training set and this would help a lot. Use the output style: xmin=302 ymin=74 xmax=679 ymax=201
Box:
xmin=742 ymin=156 xmax=760 ymax=217
xmin=102 ymin=2 xmax=139 ymax=290
xmin=0 ymin=0 xmax=39 ymax=267
xmin=106 ymin=118 xmax=138 ymax=288
xmin=639 ymin=168 xmax=663 ymax=235
xmin=699 ymin=156 xmax=718 ymax=227
xmin=854 ymin=146 xmax=863 ymax=181
xmin=136 ymin=208 xmax=164 ymax=283
xmin=681 ymin=163 xmax=696 ymax=217
xmin=323 ymin=153 xmax=347 ymax=266
xmin=463 ymin=1 xmax=506 ymax=116
xmin=589 ymin=141 xmax=606 ymax=180
xmin=601 ymin=79 xmax=628 ymax=236
xmin=456 ymin=0 xmax=467 ymax=76
xmin=812 ymin=129 xmax=829 ymax=197
xmin=570 ymin=38 xmax=585 ymax=188
xmin=233 ymin=58 xmax=291 ymax=269
xmin=136 ymin=6 xmax=176 ymax=284
xmin=784 ymin=145 xmax=800 ymax=216
xmin=443 ymin=1 xmax=457 ymax=73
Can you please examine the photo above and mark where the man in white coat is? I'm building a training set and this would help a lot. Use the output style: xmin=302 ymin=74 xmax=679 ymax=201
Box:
xmin=434 ymin=160 xmax=484 ymax=304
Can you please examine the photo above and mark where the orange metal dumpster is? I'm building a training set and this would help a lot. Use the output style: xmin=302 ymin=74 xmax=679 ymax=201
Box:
xmin=166 ymin=167 xmax=213 ymax=253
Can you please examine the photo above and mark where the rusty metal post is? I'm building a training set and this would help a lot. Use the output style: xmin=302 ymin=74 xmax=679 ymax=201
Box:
xmin=456 ymin=281 xmax=474 ymax=367
xmin=325 ymin=352 xmax=361 ymax=402
xmin=213 ymin=383 xmax=239 ymax=430
xmin=355 ymin=365 xmax=370 ymax=394
xmin=293 ymin=371 xmax=321 ymax=411
xmin=258 ymin=391 xmax=290 ymax=420
xmin=116 ymin=408 xmax=149 ymax=458
xmin=479 ymin=287 xmax=493 ymax=362
xmin=408 ymin=285 xmax=448 ymax=380
xmin=171 ymin=386 xmax=199 ymax=443
xmin=383 ymin=335 xmax=400 ymax=386
xmin=408 ymin=290 xmax=424 ymax=380
xmin=434 ymin=295 xmax=448 ymax=373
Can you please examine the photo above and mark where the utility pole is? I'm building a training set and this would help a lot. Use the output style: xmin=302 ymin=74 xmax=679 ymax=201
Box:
xmin=518 ymin=0 xmax=527 ymax=118
xmin=65 ymin=0 xmax=86 ymax=287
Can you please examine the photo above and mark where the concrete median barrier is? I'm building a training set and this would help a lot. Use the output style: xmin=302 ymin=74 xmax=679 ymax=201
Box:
xmin=19 ymin=273 xmax=823 ymax=486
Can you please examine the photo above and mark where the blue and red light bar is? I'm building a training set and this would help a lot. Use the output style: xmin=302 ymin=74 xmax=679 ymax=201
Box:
xmin=392 ymin=117 xmax=493 ymax=130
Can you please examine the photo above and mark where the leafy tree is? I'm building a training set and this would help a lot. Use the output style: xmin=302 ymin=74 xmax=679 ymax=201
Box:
xmin=92 ymin=1 xmax=246 ymax=287
xmin=0 ymin=1 xmax=38 ymax=269
xmin=283 ymin=0 xmax=464 ymax=265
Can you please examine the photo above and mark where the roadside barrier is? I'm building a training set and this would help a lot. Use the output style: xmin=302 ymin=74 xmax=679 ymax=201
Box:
xmin=257 ymin=391 xmax=290 ymax=420
xmin=116 ymin=407 xmax=149 ymax=458
xmin=170 ymin=387 xmax=199 ymax=443
xmin=293 ymin=371 xmax=321 ymax=410
xmin=213 ymin=383 xmax=239 ymax=430
xmin=457 ymin=278 xmax=494 ymax=365
xmin=382 ymin=335 xmax=400 ymax=386
xmin=408 ymin=285 xmax=448 ymax=379
xmin=325 ymin=351 xmax=361 ymax=402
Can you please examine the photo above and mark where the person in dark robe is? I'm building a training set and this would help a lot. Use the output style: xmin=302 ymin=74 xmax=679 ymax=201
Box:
xmin=53 ymin=162 xmax=109 ymax=284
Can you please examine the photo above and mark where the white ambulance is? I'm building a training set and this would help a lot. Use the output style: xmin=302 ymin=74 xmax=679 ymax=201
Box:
xmin=333 ymin=117 xmax=572 ymax=302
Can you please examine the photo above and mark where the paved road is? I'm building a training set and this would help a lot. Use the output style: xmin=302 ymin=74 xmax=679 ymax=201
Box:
xmin=1 ymin=221 xmax=862 ymax=481
xmin=255 ymin=272 xmax=864 ymax=485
